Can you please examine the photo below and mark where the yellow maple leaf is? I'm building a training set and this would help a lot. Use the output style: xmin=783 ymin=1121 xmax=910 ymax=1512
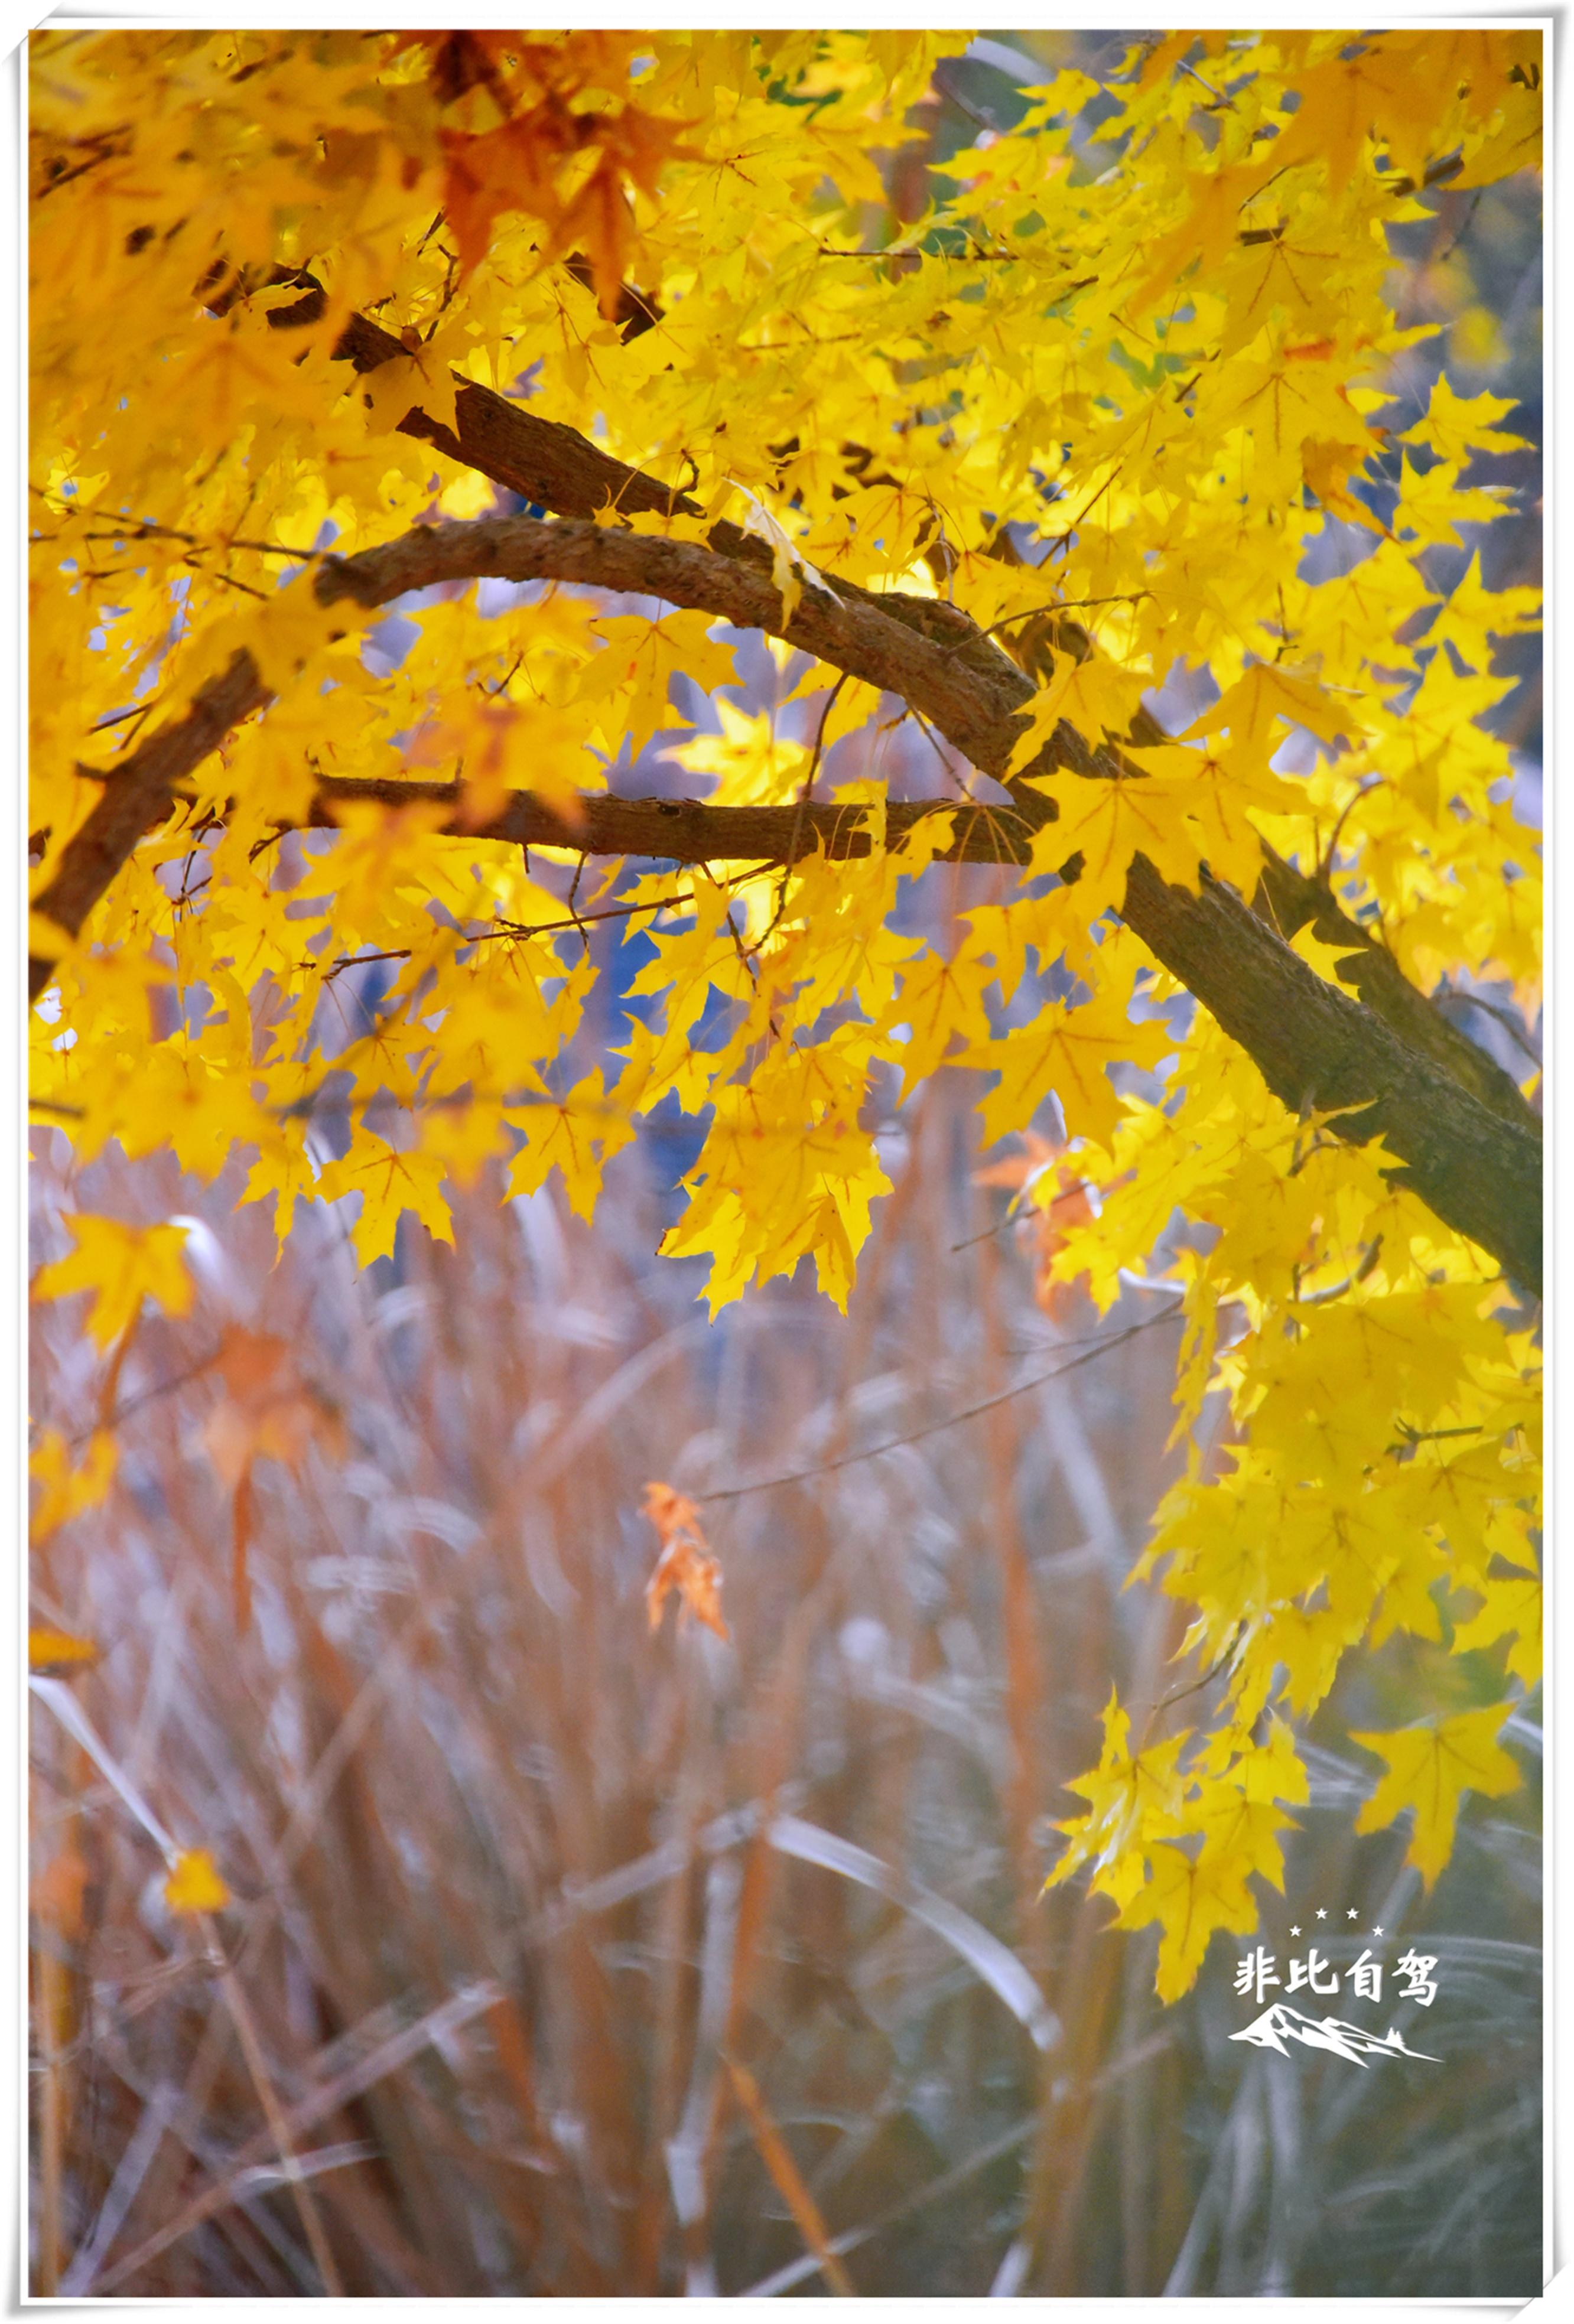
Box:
xmin=1302 ymin=435 xmax=1386 ymax=532
xmin=294 ymin=798 xmax=460 ymax=943
xmin=1188 ymin=1720 xmax=1309 ymax=1893
xmin=30 ymin=1426 xmax=117 ymax=1539
xmin=505 ymin=1070 xmax=635 ymax=1222
xmin=32 ymin=1215 xmax=194 ymax=1348
xmin=1182 ymin=662 xmax=1357 ymax=762
xmin=582 ymin=613 xmax=740 ymax=764
xmin=882 ymin=947 xmax=996 ymax=1101
xmin=1426 ymin=552 xmax=1542 ymax=674
xmin=1400 ymin=375 xmax=1534 ymax=468
xmin=241 ymin=1128 xmax=322 ymax=1248
xmin=1028 ymin=767 xmax=1204 ymax=919
xmin=1007 ymin=648 xmax=1150 ymax=778
xmin=164 ymin=1848 xmax=230 ymax=1915
xmin=315 ymin=1137 xmax=456 ymax=1268
xmin=405 ymin=692 xmax=597 ymax=826
xmin=1351 ymin=1703 xmax=1522 ymax=1887
xmin=668 ymin=696 xmax=808 ymax=807
xmin=362 ymin=344 xmax=461 ymax=444
xmin=1128 ymin=160 xmax=1268 ymax=317
xmin=972 ymin=971 xmax=1172 ymax=1153
xmin=28 ymin=1627 xmax=100 ymax=1672
xmin=1044 ymin=1688 xmax=1192 ymax=1909
xmin=1121 ymin=737 xmax=1305 ymax=891
xmin=1451 ymin=1577 xmax=1542 ymax=1688
xmin=1115 ymin=1840 xmax=1259 ymax=2003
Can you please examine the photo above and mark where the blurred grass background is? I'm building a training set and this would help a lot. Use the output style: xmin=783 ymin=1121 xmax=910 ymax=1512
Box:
xmin=28 ymin=1076 xmax=1541 ymax=2296
xmin=29 ymin=31 xmax=1542 ymax=2300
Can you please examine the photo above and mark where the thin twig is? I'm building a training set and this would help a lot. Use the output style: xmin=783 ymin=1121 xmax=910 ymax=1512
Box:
xmin=1438 ymin=987 xmax=1542 ymax=1069
xmin=1318 ymin=777 xmax=1384 ymax=879
xmin=698 ymin=1297 xmax=1184 ymax=1505
xmin=949 ymin=1179 xmax=1094 ymax=1254
xmin=1138 ymin=1630 xmax=1244 ymax=1749
xmin=951 ymin=591 xmax=1152 ymax=653
xmin=88 ymin=701 xmax=160 ymax=735
xmin=67 ymin=1342 xmax=228 ymax=1446
xmin=1178 ymin=55 xmax=1234 ymax=108
xmin=201 ymin=1928 xmax=346 ymax=2297
xmin=306 ymin=863 xmax=775 ymax=982
xmin=79 ymin=518 xmax=324 ymax=558
xmin=1046 ymin=465 xmax=1123 ymax=556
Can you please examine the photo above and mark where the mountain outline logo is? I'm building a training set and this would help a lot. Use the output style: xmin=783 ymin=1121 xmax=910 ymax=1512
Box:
xmin=1230 ymin=2001 xmax=1440 ymax=2067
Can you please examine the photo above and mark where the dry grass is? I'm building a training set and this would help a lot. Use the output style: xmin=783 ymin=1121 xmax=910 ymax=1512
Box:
xmin=28 ymin=1069 xmax=1540 ymax=2296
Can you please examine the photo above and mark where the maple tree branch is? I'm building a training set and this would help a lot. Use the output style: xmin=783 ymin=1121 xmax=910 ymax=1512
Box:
xmin=331 ymin=310 xmax=1029 ymax=683
xmin=300 ymin=780 xmax=1039 ymax=862
xmin=331 ymin=332 xmax=1550 ymax=1109
xmin=312 ymin=512 xmax=1030 ymax=761
xmin=1119 ymin=854 xmax=1541 ymax=1296
xmin=30 ymin=650 xmax=271 ymax=986
xmin=30 ymin=503 xmax=1540 ymax=1296
xmin=330 ymin=317 xmax=1541 ymax=1111
xmin=1253 ymin=846 xmax=1536 ymax=1130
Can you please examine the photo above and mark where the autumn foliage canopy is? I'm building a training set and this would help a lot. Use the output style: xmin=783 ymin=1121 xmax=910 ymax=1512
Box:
xmin=30 ymin=29 xmax=1541 ymax=1997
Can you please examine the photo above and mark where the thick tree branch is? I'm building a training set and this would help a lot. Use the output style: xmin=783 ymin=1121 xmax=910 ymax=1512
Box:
xmin=303 ymin=779 xmax=1040 ymax=865
xmin=30 ymin=650 xmax=270 ymax=981
xmin=1253 ymin=845 xmax=1536 ymax=1129
xmin=336 ymin=311 xmax=714 ymax=526
xmin=313 ymin=513 xmax=1031 ymax=764
xmin=330 ymin=310 xmax=1030 ymax=686
xmin=31 ymin=506 xmax=1540 ymax=1295
xmin=1120 ymin=855 xmax=1540 ymax=1294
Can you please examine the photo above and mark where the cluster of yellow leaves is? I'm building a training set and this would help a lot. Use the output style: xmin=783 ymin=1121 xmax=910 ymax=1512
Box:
xmin=28 ymin=29 xmax=1540 ymax=1993
xmin=1045 ymin=1693 xmax=1310 ymax=2001
xmin=1036 ymin=1000 xmax=1539 ymax=1974
xmin=1046 ymin=1684 xmax=1524 ymax=2001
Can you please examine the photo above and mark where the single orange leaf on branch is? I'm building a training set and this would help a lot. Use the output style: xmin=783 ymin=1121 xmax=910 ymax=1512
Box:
xmin=203 ymin=1329 xmax=344 ymax=1632
xmin=974 ymin=1131 xmax=1097 ymax=1320
xmin=642 ymin=1480 xmax=730 ymax=1642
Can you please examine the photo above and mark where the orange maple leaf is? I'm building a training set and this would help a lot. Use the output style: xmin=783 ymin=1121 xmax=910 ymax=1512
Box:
xmin=974 ymin=1135 xmax=1097 ymax=1319
xmin=440 ymin=107 xmax=583 ymax=276
xmin=203 ymin=1330 xmax=344 ymax=1632
xmin=643 ymin=1480 xmax=730 ymax=1642
xmin=440 ymin=97 xmax=694 ymax=303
